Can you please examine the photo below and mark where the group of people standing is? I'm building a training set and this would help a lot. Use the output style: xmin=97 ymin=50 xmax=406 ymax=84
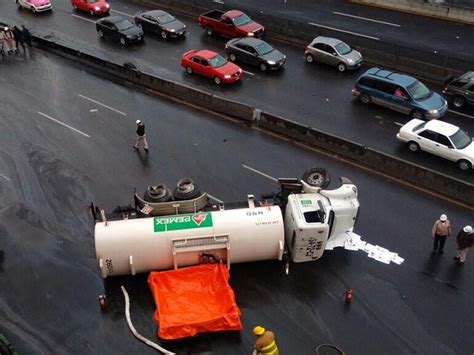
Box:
xmin=0 ymin=25 xmax=32 ymax=56
xmin=432 ymin=214 xmax=473 ymax=264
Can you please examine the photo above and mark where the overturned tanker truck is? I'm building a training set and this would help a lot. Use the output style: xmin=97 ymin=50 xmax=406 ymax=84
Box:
xmin=92 ymin=167 xmax=360 ymax=278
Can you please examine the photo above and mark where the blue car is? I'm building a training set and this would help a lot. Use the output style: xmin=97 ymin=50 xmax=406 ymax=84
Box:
xmin=352 ymin=68 xmax=448 ymax=120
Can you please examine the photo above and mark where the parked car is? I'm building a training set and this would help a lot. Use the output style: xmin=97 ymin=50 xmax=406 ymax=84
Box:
xmin=225 ymin=38 xmax=286 ymax=71
xmin=198 ymin=10 xmax=264 ymax=38
xmin=305 ymin=36 xmax=362 ymax=72
xmin=16 ymin=0 xmax=52 ymax=13
xmin=96 ymin=16 xmax=144 ymax=45
xmin=134 ymin=10 xmax=186 ymax=39
xmin=397 ymin=119 xmax=474 ymax=171
xmin=71 ymin=0 xmax=109 ymax=16
xmin=352 ymin=68 xmax=448 ymax=120
xmin=443 ymin=71 xmax=474 ymax=109
xmin=181 ymin=49 xmax=243 ymax=85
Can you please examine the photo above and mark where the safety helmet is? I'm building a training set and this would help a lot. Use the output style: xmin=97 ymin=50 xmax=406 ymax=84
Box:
xmin=136 ymin=120 xmax=141 ymax=125
xmin=440 ymin=214 xmax=447 ymax=222
xmin=464 ymin=226 xmax=472 ymax=234
xmin=253 ymin=326 xmax=265 ymax=336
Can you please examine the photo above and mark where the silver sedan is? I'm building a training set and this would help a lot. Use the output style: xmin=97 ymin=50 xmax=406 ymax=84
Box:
xmin=305 ymin=36 xmax=363 ymax=72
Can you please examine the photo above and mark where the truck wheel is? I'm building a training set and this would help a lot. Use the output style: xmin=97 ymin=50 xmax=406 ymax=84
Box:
xmin=205 ymin=26 xmax=213 ymax=36
xmin=173 ymin=178 xmax=201 ymax=200
xmin=144 ymin=184 xmax=172 ymax=202
xmin=302 ymin=167 xmax=330 ymax=189
xmin=457 ymin=159 xmax=472 ymax=171
xmin=453 ymin=96 xmax=466 ymax=109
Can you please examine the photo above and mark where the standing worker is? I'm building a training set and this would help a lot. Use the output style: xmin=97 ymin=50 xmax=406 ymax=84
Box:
xmin=12 ymin=26 xmax=25 ymax=52
xmin=431 ymin=214 xmax=451 ymax=254
xmin=133 ymin=120 xmax=149 ymax=153
xmin=253 ymin=326 xmax=279 ymax=355
xmin=21 ymin=25 xmax=32 ymax=47
xmin=454 ymin=226 xmax=473 ymax=265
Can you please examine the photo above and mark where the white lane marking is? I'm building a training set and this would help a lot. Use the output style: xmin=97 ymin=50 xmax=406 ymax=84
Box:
xmin=79 ymin=94 xmax=128 ymax=116
xmin=242 ymin=70 xmax=254 ymax=76
xmin=38 ymin=112 xmax=90 ymax=138
xmin=111 ymin=9 xmax=134 ymax=18
xmin=448 ymin=109 xmax=474 ymax=119
xmin=242 ymin=164 xmax=278 ymax=182
xmin=208 ymin=194 xmax=224 ymax=203
xmin=0 ymin=173 xmax=11 ymax=182
xmin=213 ymin=0 xmax=224 ymax=4
xmin=308 ymin=22 xmax=380 ymax=41
xmin=333 ymin=11 xmax=401 ymax=27
xmin=71 ymin=14 xmax=96 ymax=23
xmin=394 ymin=122 xmax=404 ymax=126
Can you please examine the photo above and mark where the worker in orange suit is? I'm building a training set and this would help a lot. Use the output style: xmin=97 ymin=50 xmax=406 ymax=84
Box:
xmin=253 ymin=325 xmax=280 ymax=355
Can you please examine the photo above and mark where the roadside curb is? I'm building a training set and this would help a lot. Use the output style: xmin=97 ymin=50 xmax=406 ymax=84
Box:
xmin=29 ymin=33 xmax=474 ymax=208
xmin=347 ymin=0 xmax=474 ymax=26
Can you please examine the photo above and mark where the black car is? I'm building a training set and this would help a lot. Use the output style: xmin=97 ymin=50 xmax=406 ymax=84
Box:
xmin=96 ymin=16 xmax=144 ymax=45
xmin=134 ymin=10 xmax=186 ymax=40
xmin=224 ymin=37 xmax=286 ymax=71
xmin=443 ymin=71 xmax=474 ymax=109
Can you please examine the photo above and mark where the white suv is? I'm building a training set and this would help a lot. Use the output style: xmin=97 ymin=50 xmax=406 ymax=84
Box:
xmin=397 ymin=119 xmax=474 ymax=171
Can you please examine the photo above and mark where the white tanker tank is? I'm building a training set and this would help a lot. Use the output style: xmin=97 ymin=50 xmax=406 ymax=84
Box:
xmin=95 ymin=205 xmax=285 ymax=278
xmin=94 ymin=168 xmax=360 ymax=278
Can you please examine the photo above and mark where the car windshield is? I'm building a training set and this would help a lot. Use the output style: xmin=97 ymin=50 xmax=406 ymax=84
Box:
xmin=157 ymin=14 xmax=175 ymax=24
xmin=450 ymin=128 xmax=472 ymax=149
xmin=255 ymin=41 xmax=274 ymax=55
xmin=208 ymin=54 xmax=227 ymax=68
xmin=233 ymin=14 xmax=252 ymax=26
xmin=407 ymin=81 xmax=431 ymax=100
xmin=413 ymin=121 xmax=426 ymax=131
xmin=115 ymin=20 xmax=134 ymax=31
xmin=335 ymin=41 xmax=352 ymax=55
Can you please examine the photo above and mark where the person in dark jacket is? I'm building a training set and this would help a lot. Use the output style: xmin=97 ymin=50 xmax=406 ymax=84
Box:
xmin=133 ymin=120 xmax=149 ymax=153
xmin=21 ymin=25 xmax=32 ymax=47
xmin=12 ymin=26 xmax=25 ymax=52
xmin=453 ymin=225 xmax=473 ymax=264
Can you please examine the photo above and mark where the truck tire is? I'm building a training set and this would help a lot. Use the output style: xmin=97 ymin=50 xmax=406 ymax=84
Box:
xmin=205 ymin=25 xmax=213 ymax=36
xmin=173 ymin=178 xmax=201 ymax=200
xmin=143 ymin=184 xmax=172 ymax=202
xmin=302 ymin=167 xmax=330 ymax=189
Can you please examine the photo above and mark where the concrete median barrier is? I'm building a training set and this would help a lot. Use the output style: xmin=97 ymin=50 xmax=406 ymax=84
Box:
xmin=32 ymin=32 xmax=474 ymax=206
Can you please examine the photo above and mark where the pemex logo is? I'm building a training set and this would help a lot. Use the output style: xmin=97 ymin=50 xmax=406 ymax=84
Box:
xmin=154 ymin=212 xmax=213 ymax=232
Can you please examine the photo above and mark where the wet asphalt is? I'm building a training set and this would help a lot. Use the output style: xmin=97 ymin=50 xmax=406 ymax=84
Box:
xmin=0 ymin=50 xmax=473 ymax=354
xmin=0 ymin=0 xmax=474 ymax=183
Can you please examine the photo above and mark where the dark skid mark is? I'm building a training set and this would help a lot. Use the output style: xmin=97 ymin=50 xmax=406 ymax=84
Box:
xmin=22 ymin=143 xmax=93 ymax=228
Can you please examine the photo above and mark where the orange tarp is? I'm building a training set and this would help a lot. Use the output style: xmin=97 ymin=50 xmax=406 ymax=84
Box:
xmin=148 ymin=264 xmax=242 ymax=340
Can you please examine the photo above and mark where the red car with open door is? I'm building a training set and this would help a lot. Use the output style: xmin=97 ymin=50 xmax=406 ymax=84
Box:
xmin=181 ymin=49 xmax=243 ymax=85
xmin=71 ymin=0 xmax=109 ymax=16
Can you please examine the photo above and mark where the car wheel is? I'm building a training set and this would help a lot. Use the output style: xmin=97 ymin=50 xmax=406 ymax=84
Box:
xmin=408 ymin=141 xmax=420 ymax=152
xmin=31 ymin=6 xmax=36 ymax=13
xmin=89 ymin=9 xmax=94 ymax=16
xmin=305 ymin=54 xmax=314 ymax=63
xmin=359 ymin=93 xmax=371 ymax=104
xmin=214 ymin=76 xmax=221 ymax=85
xmin=186 ymin=66 xmax=193 ymax=74
xmin=457 ymin=159 xmax=472 ymax=171
xmin=337 ymin=62 xmax=347 ymax=72
xmin=98 ymin=30 xmax=104 ymax=38
xmin=205 ymin=25 xmax=213 ymax=36
xmin=137 ymin=23 xmax=142 ymax=29
xmin=161 ymin=31 xmax=167 ymax=40
xmin=302 ymin=167 xmax=331 ymax=189
xmin=72 ymin=3 xmax=77 ymax=9
xmin=411 ymin=110 xmax=425 ymax=120
xmin=453 ymin=96 xmax=466 ymax=109
xmin=120 ymin=37 xmax=126 ymax=45
xmin=229 ymin=53 xmax=236 ymax=62
xmin=260 ymin=63 xmax=267 ymax=71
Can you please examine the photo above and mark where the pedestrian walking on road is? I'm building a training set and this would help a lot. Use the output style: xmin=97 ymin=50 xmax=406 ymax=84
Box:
xmin=12 ymin=26 xmax=25 ymax=52
xmin=21 ymin=25 xmax=32 ymax=47
xmin=454 ymin=225 xmax=473 ymax=265
xmin=431 ymin=214 xmax=451 ymax=254
xmin=252 ymin=326 xmax=279 ymax=355
xmin=133 ymin=120 xmax=149 ymax=153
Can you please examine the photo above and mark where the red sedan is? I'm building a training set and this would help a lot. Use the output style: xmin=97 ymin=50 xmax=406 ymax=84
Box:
xmin=181 ymin=49 xmax=243 ymax=85
xmin=71 ymin=0 xmax=109 ymax=16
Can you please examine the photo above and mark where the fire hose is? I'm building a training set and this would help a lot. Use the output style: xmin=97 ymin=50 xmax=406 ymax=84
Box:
xmin=121 ymin=286 xmax=175 ymax=355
